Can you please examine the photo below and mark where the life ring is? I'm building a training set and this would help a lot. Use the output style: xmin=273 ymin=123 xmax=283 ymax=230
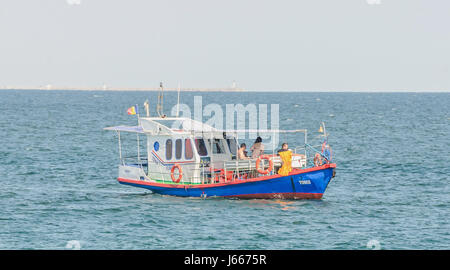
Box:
xmin=256 ymin=155 xmax=273 ymax=175
xmin=314 ymin=153 xmax=323 ymax=167
xmin=170 ymin=164 xmax=183 ymax=183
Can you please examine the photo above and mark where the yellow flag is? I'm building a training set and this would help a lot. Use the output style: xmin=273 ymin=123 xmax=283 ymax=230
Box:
xmin=319 ymin=125 xmax=324 ymax=133
xmin=127 ymin=106 xmax=137 ymax=115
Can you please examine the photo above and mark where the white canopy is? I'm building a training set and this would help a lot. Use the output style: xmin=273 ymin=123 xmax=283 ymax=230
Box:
xmin=104 ymin=117 xmax=307 ymax=137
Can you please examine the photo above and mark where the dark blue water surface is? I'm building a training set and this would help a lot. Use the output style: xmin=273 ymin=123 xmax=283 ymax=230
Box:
xmin=1 ymin=90 xmax=449 ymax=249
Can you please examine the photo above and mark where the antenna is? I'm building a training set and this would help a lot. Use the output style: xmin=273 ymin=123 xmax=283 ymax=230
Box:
xmin=176 ymin=82 xmax=181 ymax=117
xmin=144 ymin=99 xmax=150 ymax=117
xmin=157 ymin=82 xmax=164 ymax=117
xmin=321 ymin=121 xmax=328 ymax=143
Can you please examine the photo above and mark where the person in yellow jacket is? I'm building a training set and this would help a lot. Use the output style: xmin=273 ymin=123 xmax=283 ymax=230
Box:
xmin=277 ymin=143 xmax=292 ymax=176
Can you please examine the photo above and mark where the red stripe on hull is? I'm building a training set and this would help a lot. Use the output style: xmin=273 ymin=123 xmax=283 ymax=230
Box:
xmin=225 ymin=193 xmax=323 ymax=200
xmin=118 ymin=163 xmax=336 ymax=189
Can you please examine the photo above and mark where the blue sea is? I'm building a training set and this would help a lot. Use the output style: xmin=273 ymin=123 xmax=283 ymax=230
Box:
xmin=1 ymin=90 xmax=449 ymax=249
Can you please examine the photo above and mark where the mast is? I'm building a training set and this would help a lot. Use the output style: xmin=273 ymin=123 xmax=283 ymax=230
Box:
xmin=144 ymin=99 xmax=150 ymax=117
xmin=157 ymin=82 xmax=164 ymax=117
xmin=176 ymin=82 xmax=181 ymax=117
xmin=136 ymin=104 xmax=140 ymax=161
xmin=322 ymin=121 xmax=328 ymax=142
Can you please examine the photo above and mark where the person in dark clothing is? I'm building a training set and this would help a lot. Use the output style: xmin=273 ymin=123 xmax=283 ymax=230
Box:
xmin=277 ymin=143 xmax=289 ymax=155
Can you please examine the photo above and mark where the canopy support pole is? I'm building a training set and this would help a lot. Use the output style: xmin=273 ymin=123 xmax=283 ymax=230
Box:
xmin=117 ymin=131 xmax=123 ymax=164
xmin=137 ymin=133 xmax=140 ymax=162
xmin=304 ymin=130 xmax=308 ymax=167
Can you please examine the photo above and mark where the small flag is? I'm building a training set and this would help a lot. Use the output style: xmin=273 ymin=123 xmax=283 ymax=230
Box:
xmin=318 ymin=125 xmax=323 ymax=133
xmin=127 ymin=105 xmax=138 ymax=115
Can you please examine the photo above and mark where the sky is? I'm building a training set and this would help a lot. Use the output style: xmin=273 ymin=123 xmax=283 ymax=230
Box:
xmin=0 ymin=0 xmax=449 ymax=91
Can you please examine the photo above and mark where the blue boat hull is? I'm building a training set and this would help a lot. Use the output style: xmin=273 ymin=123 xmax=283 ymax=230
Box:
xmin=118 ymin=164 xmax=336 ymax=200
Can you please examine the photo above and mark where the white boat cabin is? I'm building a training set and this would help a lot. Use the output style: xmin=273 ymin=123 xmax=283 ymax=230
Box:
xmin=105 ymin=117 xmax=308 ymax=185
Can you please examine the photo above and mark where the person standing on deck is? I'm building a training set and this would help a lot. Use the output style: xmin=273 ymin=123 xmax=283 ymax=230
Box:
xmin=250 ymin=136 xmax=264 ymax=159
xmin=277 ymin=143 xmax=292 ymax=176
xmin=277 ymin=143 xmax=289 ymax=155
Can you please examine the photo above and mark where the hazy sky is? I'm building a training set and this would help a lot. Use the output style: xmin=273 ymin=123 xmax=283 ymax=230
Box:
xmin=0 ymin=0 xmax=449 ymax=91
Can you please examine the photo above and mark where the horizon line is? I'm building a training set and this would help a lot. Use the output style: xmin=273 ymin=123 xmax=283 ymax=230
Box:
xmin=0 ymin=87 xmax=449 ymax=93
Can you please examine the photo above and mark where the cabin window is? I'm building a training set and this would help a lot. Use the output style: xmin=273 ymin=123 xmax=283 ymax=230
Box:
xmin=208 ymin=139 xmax=225 ymax=154
xmin=166 ymin=139 xmax=173 ymax=160
xmin=185 ymin=139 xmax=193 ymax=160
xmin=175 ymin=139 xmax=182 ymax=160
xmin=226 ymin=138 xmax=237 ymax=155
xmin=195 ymin=138 xmax=208 ymax=157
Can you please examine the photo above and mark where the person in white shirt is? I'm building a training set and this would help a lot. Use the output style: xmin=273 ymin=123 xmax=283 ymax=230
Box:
xmin=238 ymin=143 xmax=249 ymax=160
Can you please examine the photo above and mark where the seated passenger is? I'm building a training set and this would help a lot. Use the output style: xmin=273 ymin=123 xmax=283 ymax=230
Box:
xmin=238 ymin=143 xmax=249 ymax=160
xmin=250 ymin=136 xmax=265 ymax=159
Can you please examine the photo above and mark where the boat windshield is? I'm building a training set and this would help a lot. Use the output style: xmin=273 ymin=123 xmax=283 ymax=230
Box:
xmin=195 ymin=138 xmax=208 ymax=156
xmin=226 ymin=138 xmax=237 ymax=155
xmin=207 ymin=139 xmax=225 ymax=154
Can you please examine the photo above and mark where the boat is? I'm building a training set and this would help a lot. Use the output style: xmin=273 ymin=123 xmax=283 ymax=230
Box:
xmin=104 ymin=96 xmax=336 ymax=200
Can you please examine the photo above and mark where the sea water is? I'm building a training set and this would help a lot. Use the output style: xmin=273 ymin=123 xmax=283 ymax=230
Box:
xmin=0 ymin=90 xmax=448 ymax=249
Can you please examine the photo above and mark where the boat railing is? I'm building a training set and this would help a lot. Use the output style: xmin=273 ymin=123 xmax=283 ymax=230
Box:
xmin=121 ymin=143 xmax=329 ymax=185
xmin=143 ymin=148 xmax=312 ymax=185
xmin=304 ymin=143 xmax=332 ymax=166
xmin=145 ymin=162 xmax=204 ymax=185
xmin=137 ymin=158 xmax=270 ymax=185
xmin=121 ymin=156 xmax=148 ymax=166
xmin=141 ymin=161 xmax=258 ymax=185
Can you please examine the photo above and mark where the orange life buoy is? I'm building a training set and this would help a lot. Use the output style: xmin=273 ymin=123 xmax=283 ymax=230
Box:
xmin=256 ymin=155 xmax=273 ymax=175
xmin=314 ymin=153 xmax=323 ymax=167
xmin=170 ymin=164 xmax=183 ymax=183
xmin=215 ymin=169 xmax=233 ymax=183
